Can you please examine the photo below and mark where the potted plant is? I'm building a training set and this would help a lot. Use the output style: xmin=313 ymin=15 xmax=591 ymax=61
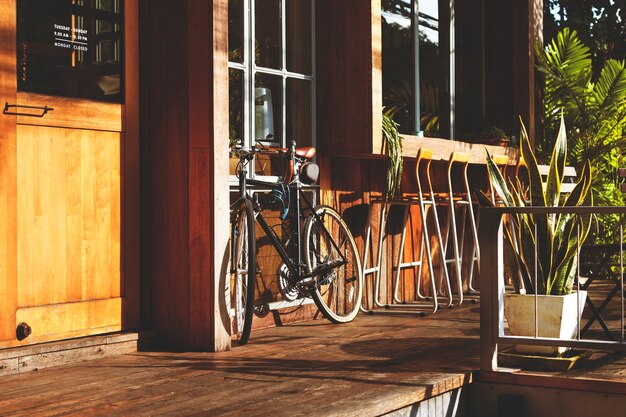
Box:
xmin=478 ymin=125 xmax=510 ymax=147
xmin=480 ymin=116 xmax=593 ymax=355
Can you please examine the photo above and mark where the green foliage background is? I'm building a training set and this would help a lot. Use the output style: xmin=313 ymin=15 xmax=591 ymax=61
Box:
xmin=536 ymin=28 xmax=626 ymax=243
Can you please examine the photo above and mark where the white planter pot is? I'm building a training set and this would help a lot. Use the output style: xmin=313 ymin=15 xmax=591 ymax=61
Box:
xmin=503 ymin=291 xmax=587 ymax=355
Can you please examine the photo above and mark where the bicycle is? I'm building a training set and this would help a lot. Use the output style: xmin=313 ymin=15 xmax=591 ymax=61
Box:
xmin=229 ymin=141 xmax=363 ymax=344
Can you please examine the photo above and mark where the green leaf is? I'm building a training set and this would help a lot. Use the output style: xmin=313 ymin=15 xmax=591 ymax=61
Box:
xmin=546 ymin=115 xmax=567 ymax=207
xmin=503 ymin=225 xmax=524 ymax=293
xmin=519 ymin=120 xmax=546 ymax=208
xmin=517 ymin=214 xmax=546 ymax=294
xmin=520 ymin=119 xmax=552 ymax=284
xmin=485 ymin=150 xmax=515 ymax=207
xmin=563 ymin=160 xmax=592 ymax=207
xmin=475 ymin=189 xmax=494 ymax=207
xmin=593 ymin=60 xmax=626 ymax=115
xmin=550 ymin=217 xmax=582 ymax=295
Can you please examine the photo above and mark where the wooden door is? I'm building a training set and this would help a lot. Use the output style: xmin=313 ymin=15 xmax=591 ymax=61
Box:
xmin=0 ymin=0 xmax=139 ymax=348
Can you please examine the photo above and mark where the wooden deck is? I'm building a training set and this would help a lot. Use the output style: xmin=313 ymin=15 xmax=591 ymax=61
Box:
xmin=1 ymin=303 xmax=625 ymax=416
xmin=1 ymin=305 xmax=480 ymax=416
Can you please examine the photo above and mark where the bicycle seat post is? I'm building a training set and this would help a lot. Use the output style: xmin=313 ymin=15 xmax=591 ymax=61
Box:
xmin=238 ymin=150 xmax=249 ymax=196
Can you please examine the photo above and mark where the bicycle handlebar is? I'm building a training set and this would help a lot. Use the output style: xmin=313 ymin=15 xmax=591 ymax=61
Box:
xmin=230 ymin=145 xmax=292 ymax=159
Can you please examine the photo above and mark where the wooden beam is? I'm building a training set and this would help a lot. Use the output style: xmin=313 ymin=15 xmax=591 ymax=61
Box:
xmin=316 ymin=0 xmax=377 ymax=157
xmin=142 ymin=0 xmax=190 ymax=349
xmin=143 ymin=0 xmax=230 ymax=351
xmin=477 ymin=370 xmax=626 ymax=396
xmin=0 ymin=0 xmax=17 ymax=343
xmin=208 ymin=0 xmax=232 ymax=352
xmin=123 ymin=0 xmax=141 ymax=332
xmin=187 ymin=0 xmax=230 ymax=352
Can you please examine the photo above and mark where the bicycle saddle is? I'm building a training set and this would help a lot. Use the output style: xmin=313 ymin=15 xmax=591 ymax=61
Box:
xmin=294 ymin=147 xmax=316 ymax=159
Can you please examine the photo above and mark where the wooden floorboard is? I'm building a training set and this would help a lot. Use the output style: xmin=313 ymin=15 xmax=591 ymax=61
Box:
xmin=0 ymin=302 xmax=624 ymax=416
xmin=0 ymin=305 xmax=480 ymax=417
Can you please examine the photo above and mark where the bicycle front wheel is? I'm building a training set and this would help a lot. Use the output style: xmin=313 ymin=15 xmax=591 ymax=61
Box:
xmin=303 ymin=205 xmax=363 ymax=323
xmin=230 ymin=198 xmax=256 ymax=344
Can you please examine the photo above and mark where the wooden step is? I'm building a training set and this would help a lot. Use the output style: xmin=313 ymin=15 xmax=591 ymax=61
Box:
xmin=0 ymin=330 xmax=155 ymax=376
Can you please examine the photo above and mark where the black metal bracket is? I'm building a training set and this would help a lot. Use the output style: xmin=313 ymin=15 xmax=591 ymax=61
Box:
xmin=3 ymin=102 xmax=54 ymax=117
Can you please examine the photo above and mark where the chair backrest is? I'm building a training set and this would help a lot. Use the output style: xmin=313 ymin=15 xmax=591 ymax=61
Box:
xmin=538 ymin=164 xmax=577 ymax=193
xmin=447 ymin=152 xmax=471 ymax=194
xmin=415 ymin=148 xmax=433 ymax=195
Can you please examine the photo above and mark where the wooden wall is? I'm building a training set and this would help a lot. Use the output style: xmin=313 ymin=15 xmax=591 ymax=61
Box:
xmin=141 ymin=0 xmax=230 ymax=351
xmin=138 ymin=0 xmax=538 ymax=347
xmin=484 ymin=0 xmax=542 ymax=141
xmin=316 ymin=0 xmax=382 ymax=157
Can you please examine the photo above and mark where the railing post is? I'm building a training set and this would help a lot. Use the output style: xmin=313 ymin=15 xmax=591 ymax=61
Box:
xmin=479 ymin=208 xmax=503 ymax=371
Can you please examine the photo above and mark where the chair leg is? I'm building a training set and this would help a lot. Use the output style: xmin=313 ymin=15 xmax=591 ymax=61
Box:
xmin=387 ymin=205 xmax=437 ymax=314
xmin=365 ymin=203 xmax=433 ymax=315
xmin=448 ymin=199 xmax=464 ymax=306
xmin=467 ymin=206 xmax=480 ymax=293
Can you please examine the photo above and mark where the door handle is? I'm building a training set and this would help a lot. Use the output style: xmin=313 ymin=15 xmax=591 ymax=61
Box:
xmin=3 ymin=102 xmax=54 ymax=117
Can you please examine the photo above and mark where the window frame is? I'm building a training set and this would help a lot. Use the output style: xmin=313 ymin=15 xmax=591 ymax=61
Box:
xmin=228 ymin=0 xmax=316 ymax=181
xmin=382 ymin=0 xmax=455 ymax=140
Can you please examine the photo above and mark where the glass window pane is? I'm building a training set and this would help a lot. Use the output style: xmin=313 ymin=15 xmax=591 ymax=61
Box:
xmin=254 ymin=73 xmax=282 ymax=144
xmin=229 ymin=69 xmax=245 ymax=147
xmin=286 ymin=78 xmax=312 ymax=148
xmin=419 ymin=0 xmax=445 ymax=137
xmin=96 ymin=0 xmax=117 ymax=12
xmin=381 ymin=0 xmax=414 ymax=134
xmin=229 ymin=69 xmax=244 ymax=175
xmin=229 ymin=0 xmax=244 ymax=63
xmin=286 ymin=0 xmax=311 ymax=75
xmin=17 ymin=0 xmax=124 ymax=102
xmin=255 ymin=0 xmax=281 ymax=69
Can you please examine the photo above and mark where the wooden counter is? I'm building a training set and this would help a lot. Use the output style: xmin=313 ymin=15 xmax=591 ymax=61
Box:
xmin=342 ymin=135 xmax=519 ymax=165
xmin=400 ymin=135 xmax=519 ymax=164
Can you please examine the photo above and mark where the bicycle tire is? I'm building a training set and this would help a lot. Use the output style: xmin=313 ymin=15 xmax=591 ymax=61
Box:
xmin=303 ymin=205 xmax=363 ymax=323
xmin=230 ymin=198 xmax=256 ymax=344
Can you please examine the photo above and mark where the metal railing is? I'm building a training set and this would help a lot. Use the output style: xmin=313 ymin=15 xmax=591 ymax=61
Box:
xmin=479 ymin=206 xmax=626 ymax=371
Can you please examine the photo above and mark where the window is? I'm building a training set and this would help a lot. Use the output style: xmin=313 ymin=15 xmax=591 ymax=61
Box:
xmin=17 ymin=0 xmax=124 ymax=102
xmin=229 ymin=0 xmax=315 ymax=177
xmin=382 ymin=0 xmax=453 ymax=138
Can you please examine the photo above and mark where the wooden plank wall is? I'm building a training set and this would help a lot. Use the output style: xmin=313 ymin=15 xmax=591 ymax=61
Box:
xmin=141 ymin=0 xmax=230 ymax=351
xmin=485 ymin=0 xmax=540 ymax=141
xmin=315 ymin=0 xmax=381 ymax=157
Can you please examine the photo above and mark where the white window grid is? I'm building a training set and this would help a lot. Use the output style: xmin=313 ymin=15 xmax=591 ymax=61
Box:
xmin=228 ymin=0 xmax=316 ymax=181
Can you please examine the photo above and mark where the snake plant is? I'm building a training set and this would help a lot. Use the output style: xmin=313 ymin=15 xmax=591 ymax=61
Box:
xmin=480 ymin=116 xmax=593 ymax=295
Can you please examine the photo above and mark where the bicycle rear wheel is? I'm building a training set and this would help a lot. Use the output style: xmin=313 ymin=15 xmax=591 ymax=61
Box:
xmin=230 ymin=198 xmax=256 ymax=344
xmin=303 ymin=205 xmax=363 ymax=323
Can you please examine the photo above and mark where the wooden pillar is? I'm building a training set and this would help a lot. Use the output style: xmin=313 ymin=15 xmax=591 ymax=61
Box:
xmin=315 ymin=0 xmax=381 ymax=157
xmin=485 ymin=0 xmax=542 ymax=142
xmin=142 ymin=0 xmax=230 ymax=351
xmin=0 ymin=2 xmax=18 ymax=344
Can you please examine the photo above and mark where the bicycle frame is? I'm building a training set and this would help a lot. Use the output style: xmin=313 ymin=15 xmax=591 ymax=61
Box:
xmin=231 ymin=148 xmax=348 ymax=287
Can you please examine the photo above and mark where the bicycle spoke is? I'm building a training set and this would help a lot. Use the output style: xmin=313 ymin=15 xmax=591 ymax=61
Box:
xmin=304 ymin=206 xmax=363 ymax=323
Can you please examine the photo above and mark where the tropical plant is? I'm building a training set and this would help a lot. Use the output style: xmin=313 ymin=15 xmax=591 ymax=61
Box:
xmin=479 ymin=116 xmax=593 ymax=295
xmin=536 ymin=28 xmax=626 ymax=200
xmin=382 ymin=113 xmax=403 ymax=200
xmin=383 ymin=80 xmax=440 ymax=136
